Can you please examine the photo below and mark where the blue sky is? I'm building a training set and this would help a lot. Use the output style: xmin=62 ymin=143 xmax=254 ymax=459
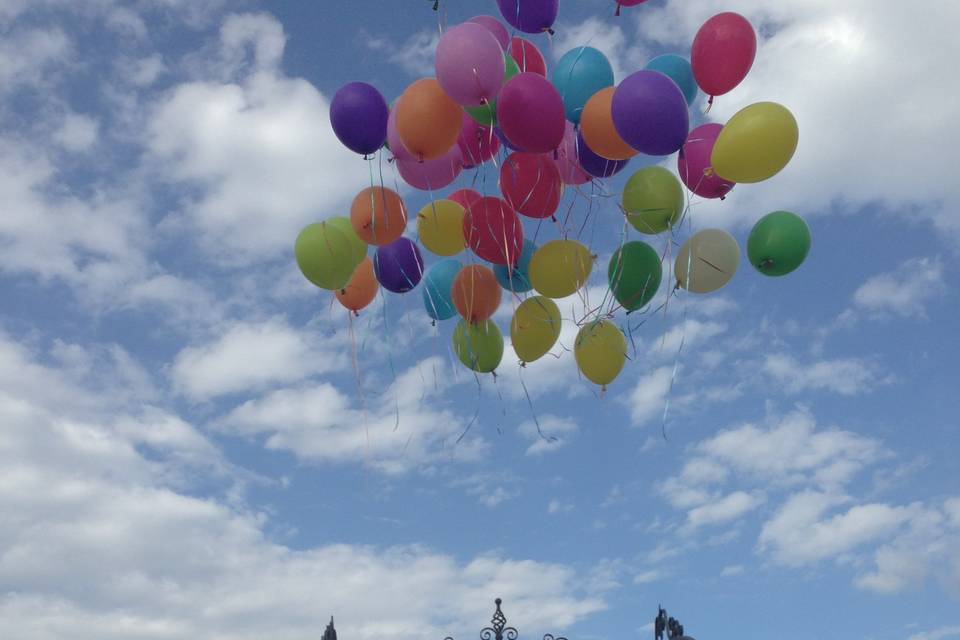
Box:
xmin=1 ymin=1 xmax=959 ymax=639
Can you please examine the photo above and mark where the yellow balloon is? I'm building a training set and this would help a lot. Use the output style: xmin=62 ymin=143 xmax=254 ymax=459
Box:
xmin=510 ymin=296 xmax=561 ymax=363
xmin=711 ymin=102 xmax=799 ymax=184
xmin=529 ymin=240 xmax=594 ymax=298
xmin=417 ymin=199 xmax=465 ymax=256
xmin=574 ymin=320 xmax=626 ymax=387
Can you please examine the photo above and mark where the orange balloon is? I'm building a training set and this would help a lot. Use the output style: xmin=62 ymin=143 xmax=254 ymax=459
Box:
xmin=350 ymin=187 xmax=407 ymax=246
xmin=580 ymin=87 xmax=638 ymax=161
xmin=336 ymin=257 xmax=379 ymax=313
xmin=452 ymin=264 xmax=502 ymax=323
xmin=395 ymin=78 xmax=462 ymax=161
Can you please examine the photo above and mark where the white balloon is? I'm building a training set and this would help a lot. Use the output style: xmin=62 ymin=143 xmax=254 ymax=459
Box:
xmin=675 ymin=228 xmax=740 ymax=293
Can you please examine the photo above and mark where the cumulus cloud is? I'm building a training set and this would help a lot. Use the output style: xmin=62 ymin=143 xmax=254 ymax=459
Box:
xmin=852 ymin=257 xmax=945 ymax=319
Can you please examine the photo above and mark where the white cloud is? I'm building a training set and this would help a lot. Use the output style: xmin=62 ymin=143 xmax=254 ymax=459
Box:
xmin=365 ymin=29 xmax=439 ymax=78
xmin=548 ymin=499 xmax=574 ymax=515
xmin=553 ymin=16 xmax=646 ymax=83
xmin=720 ymin=564 xmax=745 ymax=577
xmin=909 ymin=627 xmax=960 ymax=640
xmin=762 ymin=353 xmax=884 ymax=395
xmin=626 ymin=365 xmax=673 ymax=426
xmin=632 ymin=569 xmax=662 ymax=585
xmin=852 ymin=257 xmax=945 ymax=319
xmin=53 ymin=112 xmax=99 ymax=151
xmin=519 ymin=415 xmax=579 ymax=456
xmin=687 ymin=491 xmax=764 ymax=529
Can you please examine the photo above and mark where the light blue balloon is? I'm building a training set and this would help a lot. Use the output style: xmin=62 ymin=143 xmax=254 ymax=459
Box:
xmin=552 ymin=46 xmax=614 ymax=124
xmin=645 ymin=54 xmax=698 ymax=106
xmin=422 ymin=259 xmax=461 ymax=321
xmin=494 ymin=239 xmax=536 ymax=293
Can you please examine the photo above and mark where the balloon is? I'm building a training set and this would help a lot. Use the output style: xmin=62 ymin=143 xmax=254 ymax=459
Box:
xmin=577 ymin=131 xmax=628 ymax=178
xmin=452 ymin=264 xmax=502 ymax=322
xmin=457 ymin=111 xmax=500 ymax=168
xmin=463 ymin=196 xmax=524 ymax=265
xmin=452 ymin=319 xmax=504 ymax=373
xmin=397 ymin=144 xmax=463 ymax=190
xmin=497 ymin=72 xmax=565 ymax=154
xmin=435 ymin=22 xmax=505 ymax=107
xmin=422 ymin=259 xmax=462 ymax=321
xmin=336 ymin=256 xmax=379 ymax=312
xmin=385 ymin=102 xmax=413 ymax=162
xmin=494 ymin=238 xmax=536 ymax=293
xmin=747 ymin=211 xmax=811 ymax=276
xmin=691 ymin=12 xmax=756 ymax=98
xmin=511 ymin=295 xmax=561 ymax=363
xmin=496 ymin=0 xmax=558 ymax=34
xmin=499 ymin=152 xmax=562 ymax=219
xmin=350 ymin=187 xmax=408 ymax=246
xmin=622 ymin=166 xmax=684 ymax=234
xmin=608 ymin=241 xmax=662 ymax=311
xmin=710 ymin=102 xmax=799 ymax=183
xmin=465 ymin=53 xmax=519 ymax=126
xmin=495 ymin=125 xmax=525 ymax=152
xmin=677 ymin=123 xmax=735 ymax=199
xmin=330 ymin=82 xmax=389 ymax=156
xmin=645 ymin=54 xmax=698 ymax=106
xmin=580 ymin=87 xmax=637 ymax=161
xmin=469 ymin=15 xmax=510 ymax=50
xmin=574 ymin=320 xmax=626 ymax=387
xmin=395 ymin=78 xmax=462 ymax=161
xmin=612 ymin=70 xmax=689 ymax=156
xmin=374 ymin=237 xmax=424 ymax=293
xmin=448 ymin=188 xmax=482 ymax=211
xmin=552 ymin=47 xmax=615 ymax=124
xmin=529 ymin=240 xmax=593 ymax=298
xmin=327 ymin=216 xmax=367 ymax=267
xmin=675 ymin=228 xmax=740 ymax=293
xmin=554 ymin=121 xmax=591 ymax=185
xmin=294 ymin=222 xmax=355 ymax=290
xmin=417 ymin=199 xmax=466 ymax=256
xmin=510 ymin=37 xmax=547 ymax=76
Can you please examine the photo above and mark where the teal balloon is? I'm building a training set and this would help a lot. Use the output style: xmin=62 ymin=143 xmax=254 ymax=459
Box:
xmin=422 ymin=259 xmax=461 ymax=320
xmin=645 ymin=54 xmax=698 ymax=106
xmin=552 ymin=46 xmax=615 ymax=124
xmin=494 ymin=239 xmax=536 ymax=293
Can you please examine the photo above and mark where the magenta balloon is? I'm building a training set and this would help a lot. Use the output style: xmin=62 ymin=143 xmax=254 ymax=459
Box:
xmin=677 ymin=123 xmax=735 ymax=199
xmin=397 ymin=144 xmax=464 ymax=190
xmin=469 ymin=15 xmax=510 ymax=51
xmin=497 ymin=72 xmax=565 ymax=154
xmin=457 ymin=111 xmax=500 ymax=168
xmin=386 ymin=104 xmax=415 ymax=162
xmin=435 ymin=23 xmax=505 ymax=107
xmin=554 ymin=121 xmax=590 ymax=185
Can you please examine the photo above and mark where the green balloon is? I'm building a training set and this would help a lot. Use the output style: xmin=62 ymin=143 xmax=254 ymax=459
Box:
xmin=747 ymin=211 xmax=811 ymax=276
xmin=327 ymin=216 xmax=367 ymax=267
xmin=452 ymin=319 xmax=504 ymax=373
xmin=608 ymin=241 xmax=663 ymax=311
xmin=465 ymin=53 xmax=519 ymax=126
xmin=622 ymin=166 xmax=684 ymax=235
xmin=294 ymin=222 xmax=354 ymax=290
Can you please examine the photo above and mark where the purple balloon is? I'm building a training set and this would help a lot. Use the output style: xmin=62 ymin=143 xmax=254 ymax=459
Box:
xmin=397 ymin=144 xmax=464 ymax=190
xmin=554 ymin=121 xmax=590 ymax=185
xmin=330 ymin=82 xmax=389 ymax=156
xmin=435 ymin=23 xmax=505 ymax=107
xmin=469 ymin=15 xmax=510 ymax=50
xmin=458 ymin=112 xmax=501 ymax=168
xmin=497 ymin=72 xmax=565 ymax=154
xmin=678 ymin=123 xmax=735 ymax=199
xmin=612 ymin=70 xmax=689 ymax=156
xmin=374 ymin=237 xmax=424 ymax=293
xmin=496 ymin=0 xmax=559 ymax=35
xmin=577 ymin=131 xmax=628 ymax=178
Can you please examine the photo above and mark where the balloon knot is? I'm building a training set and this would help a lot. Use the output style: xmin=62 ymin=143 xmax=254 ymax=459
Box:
xmin=553 ymin=148 xmax=559 ymax=160
xmin=551 ymin=215 xmax=557 ymax=222
xmin=615 ymin=3 xmax=621 ymax=16
xmin=340 ymin=289 xmax=347 ymax=295
xmin=705 ymin=95 xmax=714 ymax=114
xmin=720 ymin=195 xmax=726 ymax=201
xmin=759 ymin=258 xmax=775 ymax=271
xmin=545 ymin=27 xmax=555 ymax=35
xmin=519 ymin=361 xmax=527 ymax=368
xmin=432 ymin=0 xmax=439 ymax=10
xmin=431 ymin=319 xmax=436 ymax=327
xmin=491 ymin=370 xmax=498 ymax=379
xmin=353 ymin=310 xmax=359 ymax=317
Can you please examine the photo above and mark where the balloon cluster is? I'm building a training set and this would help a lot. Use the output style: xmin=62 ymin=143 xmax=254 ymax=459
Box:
xmin=298 ymin=3 xmax=812 ymax=390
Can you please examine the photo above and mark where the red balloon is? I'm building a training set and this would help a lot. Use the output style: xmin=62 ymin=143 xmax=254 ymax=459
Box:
xmin=449 ymin=188 xmax=482 ymax=211
xmin=463 ymin=196 xmax=524 ymax=265
xmin=499 ymin=152 xmax=562 ymax=219
xmin=497 ymin=73 xmax=565 ymax=154
xmin=457 ymin=111 xmax=500 ymax=169
xmin=509 ymin=37 xmax=547 ymax=76
xmin=691 ymin=12 xmax=757 ymax=98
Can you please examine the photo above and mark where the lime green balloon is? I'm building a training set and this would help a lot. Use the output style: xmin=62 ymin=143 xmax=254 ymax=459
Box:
xmin=328 ymin=216 xmax=367 ymax=267
xmin=574 ymin=320 xmax=626 ymax=387
xmin=747 ymin=211 xmax=811 ymax=276
xmin=622 ymin=166 xmax=684 ymax=235
xmin=608 ymin=241 xmax=662 ymax=312
xmin=510 ymin=296 xmax=561 ymax=363
xmin=453 ymin=319 xmax=504 ymax=373
xmin=465 ymin=53 xmax=520 ymax=126
xmin=529 ymin=239 xmax=594 ymax=298
xmin=294 ymin=222 xmax=354 ymax=290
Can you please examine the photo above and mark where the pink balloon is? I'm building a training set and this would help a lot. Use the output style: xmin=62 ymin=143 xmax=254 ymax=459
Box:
xmin=397 ymin=145 xmax=464 ymax=191
xmin=387 ymin=105 xmax=415 ymax=162
xmin=497 ymin=72 xmax=565 ymax=154
xmin=457 ymin=111 xmax=501 ymax=169
xmin=691 ymin=12 xmax=757 ymax=98
xmin=677 ymin=123 xmax=735 ymax=199
xmin=435 ymin=23 xmax=505 ymax=107
xmin=469 ymin=15 xmax=510 ymax=51
xmin=553 ymin=121 xmax=590 ymax=186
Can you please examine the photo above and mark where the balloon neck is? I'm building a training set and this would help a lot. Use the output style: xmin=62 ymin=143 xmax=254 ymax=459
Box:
xmin=340 ymin=289 xmax=347 ymax=295
xmin=519 ymin=360 xmax=527 ymax=368
xmin=706 ymin=95 xmax=715 ymax=113
xmin=543 ymin=27 xmax=555 ymax=35
xmin=431 ymin=319 xmax=436 ymax=327
xmin=759 ymin=258 xmax=775 ymax=271
xmin=432 ymin=0 xmax=439 ymax=10
xmin=353 ymin=310 xmax=359 ymax=317
xmin=615 ymin=2 xmax=622 ymax=16
xmin=720 ymin=195 xmax=726 ymax=201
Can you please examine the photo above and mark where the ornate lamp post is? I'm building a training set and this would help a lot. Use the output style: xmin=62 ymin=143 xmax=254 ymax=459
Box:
xmin=654 ymin=605 xmax=695 ymax=640
xmin=444 ymin=598 xmax=567 ymax=640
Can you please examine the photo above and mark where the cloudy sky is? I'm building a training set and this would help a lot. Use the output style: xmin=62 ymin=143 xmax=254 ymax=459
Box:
xmin=1 ymin=0 xmax=959 ymax=639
